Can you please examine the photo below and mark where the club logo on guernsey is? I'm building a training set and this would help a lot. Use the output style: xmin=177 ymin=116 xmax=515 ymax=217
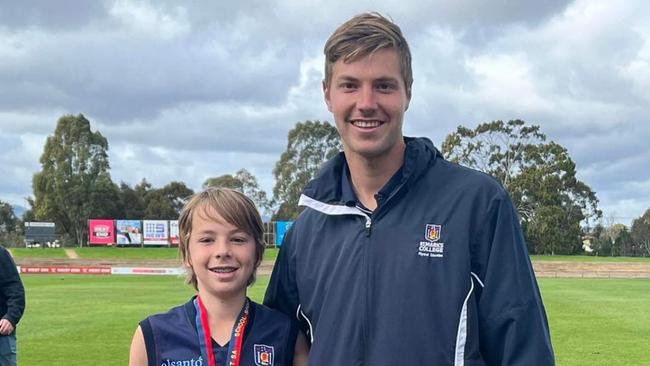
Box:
xmin=418 ymin=224 xmax=445 ymax=258
xmin=254 ymin=344 xmax=274 ymax=366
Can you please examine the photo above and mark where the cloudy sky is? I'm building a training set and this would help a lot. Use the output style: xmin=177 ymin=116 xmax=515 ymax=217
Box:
xmin=0 ymin=0 xmax=648 ymax=225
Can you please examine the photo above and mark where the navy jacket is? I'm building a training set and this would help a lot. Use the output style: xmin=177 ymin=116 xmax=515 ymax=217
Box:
xmin=0 ymin=246 xmax=25 ymax=336
xmin=264 ymin=137 xmax=555 ymax=365
xmin=141 ymin=297 xmax=297 ymax=366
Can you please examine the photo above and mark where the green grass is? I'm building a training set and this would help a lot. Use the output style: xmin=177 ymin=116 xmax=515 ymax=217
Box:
xmin=74 ymin=247 xmax=181 ymax=260
xmin=539 ymin=278 xmax=650 ymax=365
xmin=11 ymin=246 xmax=280 ymax=262
xmin=13 ymin=247 xmax=648 ymax=263
xmin=18 ymin=275 xmax=650 ymax=365
xmin=10 ymin=248 xmax=69 ymax=258
xmin=264 ymin=247 xmax=279 ymax=262
xmin=532 ymin=255 xmax=650 ymax=262
xmin=19 ymin=275 xmax=269 ymax=365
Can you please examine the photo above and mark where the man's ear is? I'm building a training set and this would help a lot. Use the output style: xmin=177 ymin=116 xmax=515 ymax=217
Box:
xmin=405 ymin=86 xmax=412 ymax=111
xmin=323 ymin=79 xmax=332 ymax=112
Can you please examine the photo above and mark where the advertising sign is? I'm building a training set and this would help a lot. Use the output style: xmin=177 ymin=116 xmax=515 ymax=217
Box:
xmin=169 ymin=220 xmax=180 ymax=246
xmin=143 ymin=220 xmax=169 ymax=245
xmin=116 ymin=220 xmax=142 ymax=246
xmin=24 ymin=222 xmax=56 ymax=247
xmin=88 ymin=219 xmax=115 ymax=245
xmin=275 ymin=221 xmax=294 ymax=246
xmin=20 ymin=266 xmax=111 ymax=275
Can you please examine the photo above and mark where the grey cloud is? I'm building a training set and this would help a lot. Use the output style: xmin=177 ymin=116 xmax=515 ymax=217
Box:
xmin=0 ymin=0 xmax=108 ymax=30
xmin=108 ymin=142 xmax=279 ymax=193
xmin=0 ymin=28 xmax=302 ymax=121
xmin=0 ymin=0 xmax=648 ymax=224
xmin=0 ymin=133 xmax=41 ymax=204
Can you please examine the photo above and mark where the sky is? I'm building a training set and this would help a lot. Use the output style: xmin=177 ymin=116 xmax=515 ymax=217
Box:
xmin=0 ymin=0 xmax=648 ymax=225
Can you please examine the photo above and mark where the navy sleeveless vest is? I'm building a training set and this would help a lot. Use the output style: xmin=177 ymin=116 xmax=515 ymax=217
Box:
xmin=140 ymin=297 xmax=297 ymax=366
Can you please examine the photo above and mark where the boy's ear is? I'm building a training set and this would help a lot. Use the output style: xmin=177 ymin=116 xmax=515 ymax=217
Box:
xmin=183 ymin=252 xmax=192 ymax=267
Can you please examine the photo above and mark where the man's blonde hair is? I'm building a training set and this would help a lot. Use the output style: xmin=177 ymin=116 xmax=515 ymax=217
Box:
xmin=178 ymin=187 xmax=265 ymax=290
xmin=324 ymin=12 xmax=413 ymax=98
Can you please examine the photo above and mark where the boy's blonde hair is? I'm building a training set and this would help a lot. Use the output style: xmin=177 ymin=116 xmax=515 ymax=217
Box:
xmin=323 ymin=12 xmax=413 ymax=98
xmin=178 ymin=187 xmax=265 ymax=290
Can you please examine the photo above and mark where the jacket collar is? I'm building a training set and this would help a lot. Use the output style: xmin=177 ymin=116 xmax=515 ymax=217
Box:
xmin=301 ymin=137 xmax=441 ymax=206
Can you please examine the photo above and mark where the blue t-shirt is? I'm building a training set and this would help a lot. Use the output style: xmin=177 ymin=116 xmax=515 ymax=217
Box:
xmin=214 ymin=340 xmax=228 ymax=365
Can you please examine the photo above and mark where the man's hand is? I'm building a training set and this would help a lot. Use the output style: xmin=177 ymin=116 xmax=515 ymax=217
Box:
xmin=0 ymin=318 xmax=15 ymax=335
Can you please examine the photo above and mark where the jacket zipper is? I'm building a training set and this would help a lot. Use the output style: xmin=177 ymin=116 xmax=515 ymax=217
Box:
xmin=364 ymin=216 xmax=372 ymax=236
xmin=363 ymin=213 xmax=371 ymax=365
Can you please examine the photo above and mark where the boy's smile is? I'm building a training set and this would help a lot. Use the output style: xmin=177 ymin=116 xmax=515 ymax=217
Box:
xmin=187 ymin=206 xmax=258 ymax=300
xmin=209 ymin=264 xmax=239 ymax=277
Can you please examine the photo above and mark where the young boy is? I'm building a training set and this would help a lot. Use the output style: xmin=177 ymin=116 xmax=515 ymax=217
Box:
xmin=130 ymin=187 xmax=308 ymax=366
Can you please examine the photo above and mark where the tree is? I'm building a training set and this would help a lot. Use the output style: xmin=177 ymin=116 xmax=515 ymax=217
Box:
xmin=631 ymin=209 xmax=650 ymax=257
xmin=18 ymin=198 xmax=36 ymax=236
xmin=143 ymin=181 xmax=193 ymax=219
xmin=203 ymin=175 xmax=241 ymax=190
xmin=616 ymin=226 xmax=634 ymax=256
xmin=592 ymin=221 xmax=627 ymax=257
xmin=203 ymin=169 xmax=271 ymax=216
xmin=143 ymin=191 xmax=177 ymax=220
xmin=89 ymin=174 xmax=121 ymax=219
xmin=442 ymin=119 xmax=601 ymax=254
xmin=0 ymin=200 xmax=17 ymax=234
xmin=117 ymin=179 xmax=149 ymax=219
xmin=0 ymin=201 xmax=23 ymax=247
xmin=272 ymin=121 xmax=342 ymax=220
xmin=32 ymin=114 xmax=112 ymax=246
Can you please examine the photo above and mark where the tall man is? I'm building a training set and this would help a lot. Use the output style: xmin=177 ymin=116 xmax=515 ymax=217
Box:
xmin=265 ymin=12 xmax=555 ymax=365
xmin=1 ymin=246 xmax=25 ymax=366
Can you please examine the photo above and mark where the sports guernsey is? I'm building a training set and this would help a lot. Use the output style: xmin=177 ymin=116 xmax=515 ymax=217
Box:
xmin=140 ymin=297 xmax=297 ymax=366
xmin=264 ymin=137 xmax=555 ymax=365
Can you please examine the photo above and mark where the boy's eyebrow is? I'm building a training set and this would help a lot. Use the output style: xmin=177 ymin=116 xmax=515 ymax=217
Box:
xmin=229 ymin=229 xmax=250 ymax=236
xmin=194 ymin=228 xmax=249 ymax=236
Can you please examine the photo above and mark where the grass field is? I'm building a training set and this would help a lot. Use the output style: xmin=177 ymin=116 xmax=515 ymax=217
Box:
xmin=11 ymin=247 xmax=647 ymax=264
xmin=18 ymin=275 xmax=269 ymax=365
xmin=16 ymin=275 xmax=650 ymax=365
xmin=539 ymin=278 xmax=650 ymax=365
xmin=10 ymin=246 xmax=281 ymax=262
xmin=10 ymin=248 xmax=70 ymax=258
xmin=531 ymin=255 xmax=650 ymax=262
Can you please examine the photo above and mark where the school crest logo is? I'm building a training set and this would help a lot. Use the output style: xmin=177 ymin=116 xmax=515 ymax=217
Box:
xmin=254 ymin=344 xmax=274 ymax=366
xmin=418 ymin=224 xmax=445 ymax=258
xmin=425 ymin=224 xmax=441 ymax=242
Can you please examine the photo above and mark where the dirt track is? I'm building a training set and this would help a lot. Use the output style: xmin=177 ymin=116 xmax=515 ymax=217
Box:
xmin=532 ymin=261 xmax=650 ymax=278
xmin=14 ymin=257 xmax=650 ymax=278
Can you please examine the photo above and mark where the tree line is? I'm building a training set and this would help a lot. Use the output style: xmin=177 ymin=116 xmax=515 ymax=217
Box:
xmin=0 ymin=115 xmax=341 ymax=246
xmin=0 ymin=114 xmax=648 ymax=255
xmin=589 ymin=211 xmax=650 ymax=257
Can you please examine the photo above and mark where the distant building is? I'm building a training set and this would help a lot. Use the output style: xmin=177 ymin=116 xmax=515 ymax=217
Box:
xmin=582 ymin=234 xmax=595 ymax=253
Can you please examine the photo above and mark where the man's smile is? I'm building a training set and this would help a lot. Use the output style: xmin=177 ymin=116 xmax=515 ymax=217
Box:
xmin=349 ymin=120 xmax=385 ymax=129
